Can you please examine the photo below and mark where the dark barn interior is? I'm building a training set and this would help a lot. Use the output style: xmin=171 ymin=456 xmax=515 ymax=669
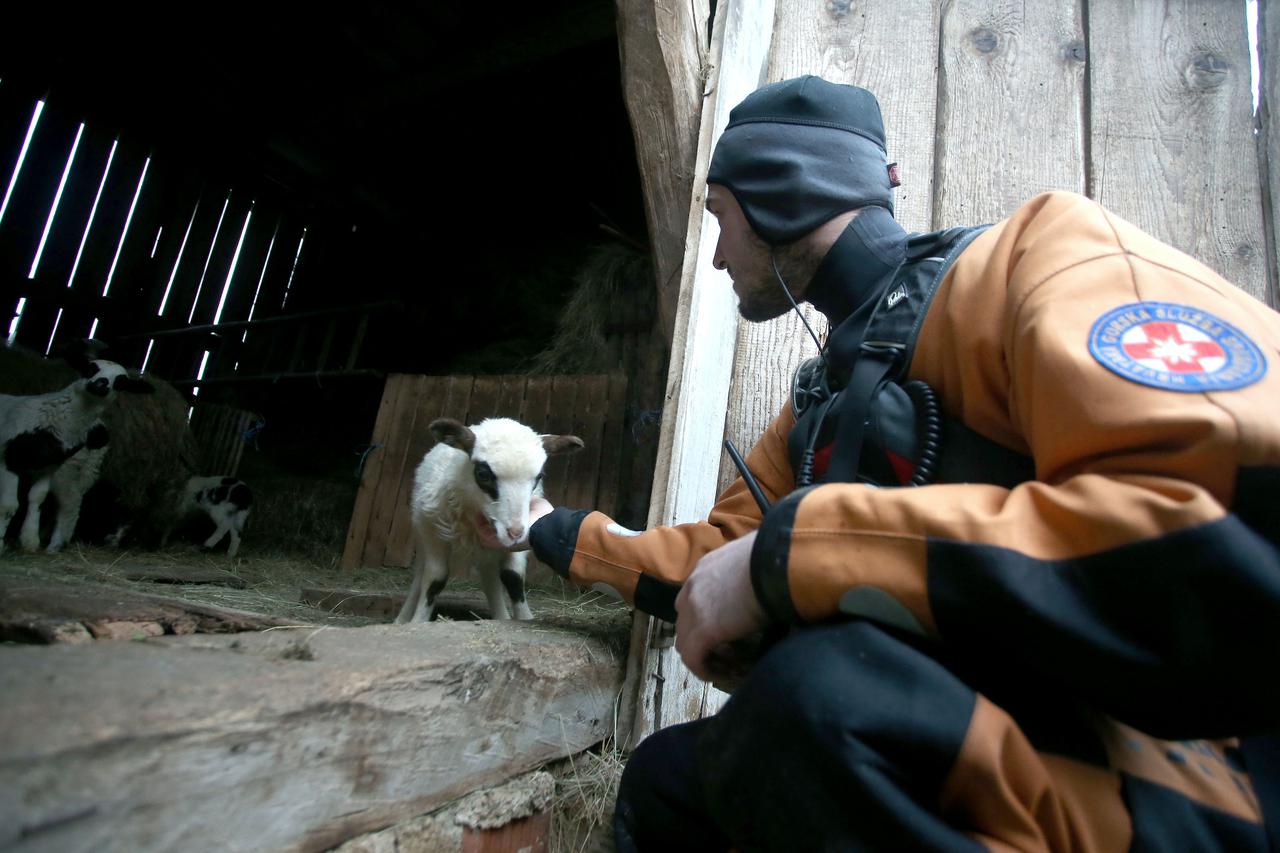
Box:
xmin=0 ymin=2 xmax=660 ymax=558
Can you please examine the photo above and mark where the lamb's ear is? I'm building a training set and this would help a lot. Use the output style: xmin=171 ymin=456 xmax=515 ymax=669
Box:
xmin=429 ymin=418 xmax=475 ymax=454
xmin=114 ymin=374 xmax=155 ymax=394
xmin=543 ymin=434 xmax=584 ymax=457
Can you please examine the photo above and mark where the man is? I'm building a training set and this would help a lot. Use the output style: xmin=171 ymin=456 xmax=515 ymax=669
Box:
xmin=507 ymin=76 xmax=1280 ymax=849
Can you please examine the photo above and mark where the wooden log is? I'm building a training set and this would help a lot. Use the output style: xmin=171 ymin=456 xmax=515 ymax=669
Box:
xmin=0 ymin=620 xmax=626 ymax=852
xmin=1089 ymin=0 xmax=1266 ymax=300
xmin=616 ymin=0 xmax=712 ymax=345
xmin=621 ymin=0 xmax=775 ymax=749
xmin=299 ymin=587 xmax=491 ymax=621
xmin=0 ymin=577 xmax=295 ymax=644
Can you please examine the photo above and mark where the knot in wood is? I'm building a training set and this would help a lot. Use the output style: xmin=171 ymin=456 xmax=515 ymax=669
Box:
xmin=826 ymin=0 xmax=853 ymax=18
xmin=970 ymin=28 xmax=999 ymax=55
xmin=1235 ymin=243 xmax=1257 ymax=262
xmin=1064 ymin=41 xmax=1087 ymax=63
xmin=1186 ymin=53 xmax=1230 ymax=89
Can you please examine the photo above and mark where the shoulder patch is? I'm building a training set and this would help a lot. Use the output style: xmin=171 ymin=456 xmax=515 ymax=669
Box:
xmin=1088 ymin=302 xmax=1266 ymax=392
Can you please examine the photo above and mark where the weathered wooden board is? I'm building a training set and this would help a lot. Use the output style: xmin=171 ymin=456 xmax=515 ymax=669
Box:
xmin=616 ymin=0 xmax=712 ymax=344
xmin=1089 ymin=0 xmax=1266 ymax=300
xmin=935 ymin=0 xmax=1086 ymax=223
xmin=0 ymin=621 xmax=626 ymax=852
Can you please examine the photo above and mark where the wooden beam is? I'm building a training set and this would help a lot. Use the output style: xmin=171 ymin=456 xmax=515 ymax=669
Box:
xmin=616 ymin=0 xmax=711 ymax=345
xmin=0 ymin=621 xmax=625 ymax=852
xmin=620 ymin=0 xmax=775 ymax=749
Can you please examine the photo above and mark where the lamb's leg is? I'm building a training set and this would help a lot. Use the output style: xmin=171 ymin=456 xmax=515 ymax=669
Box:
xmin=46 ymin=485 xmax=85 ymax=554
xmin=395 ymin=558 xmax=424 ymax=624
xmin=0 ymin=467 xmax=19 ymax=555
xmin=19 ymin=476 xmax=52 ymax=552
xmin=399 ymin=526 xmax=449 ymax=624
xmin=500 ymin=551 xmax=533 ymax=620
xmin=479 ymin=559 xmax=514 ymax=621
xmin=225 ymin=509 xmax=249 ymax=558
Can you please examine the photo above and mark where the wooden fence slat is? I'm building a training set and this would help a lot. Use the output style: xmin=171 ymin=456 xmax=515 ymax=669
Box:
xmin=594 ymin=373 xmax=629 ymax=518
xmin=384 ymin=376 xmax=450 ymax=567
xmin=542 ymin=376 xmax=581 ymax=509
xmin=1089 ymin=0 xmax=1265 ymax=300
xmin=342 ymin=375 xmax=408 ymax=569
xmin=565 ymin=375 xmax=608 ymax=512
xmin=465 ymin=376 xmax=504 ymax=424
xmin=360 ymin=375 xmax=426 ymax=569
xmin=495 ymin=374 xmax=526 ymax=419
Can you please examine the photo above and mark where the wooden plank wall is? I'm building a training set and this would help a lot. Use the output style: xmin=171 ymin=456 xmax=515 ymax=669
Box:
xmin=646 ymin=0 xmax=1275 ymax=738
xmin=340 ymin=373 xmax=630 ymax=586
xmin=0 ymin=77 xmax=339 ymax=385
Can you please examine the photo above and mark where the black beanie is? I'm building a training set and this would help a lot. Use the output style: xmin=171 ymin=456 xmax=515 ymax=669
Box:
xmin=707 ymin=75 xmax=894 ymax=246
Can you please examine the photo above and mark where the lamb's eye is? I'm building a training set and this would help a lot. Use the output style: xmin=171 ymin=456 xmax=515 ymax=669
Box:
xmin=473 ymin=462 xmax=496 ymax=486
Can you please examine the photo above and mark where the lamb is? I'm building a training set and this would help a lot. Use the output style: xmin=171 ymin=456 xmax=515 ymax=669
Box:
xmin=164 ymin=476 xmax=253 ymax=558
xmin=395 ymin=417 xmax=583 ymax=623
xmin=0 ymin=353 xmax=153 ymax=554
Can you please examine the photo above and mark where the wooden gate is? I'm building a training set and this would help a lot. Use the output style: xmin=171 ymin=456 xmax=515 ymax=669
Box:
xmin=341 ymin=373 xmax=629 ymax=580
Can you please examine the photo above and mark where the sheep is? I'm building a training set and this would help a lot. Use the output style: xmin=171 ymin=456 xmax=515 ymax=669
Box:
xmin=0 ymin=354 xmax=153 ymax=554
xmin=395 ymin=417 xmax=583 ymax=623
xmin=162 ymin=476 xmax=253 ymax=558
xmin=0 ymin=342 xmax=200 ymax=551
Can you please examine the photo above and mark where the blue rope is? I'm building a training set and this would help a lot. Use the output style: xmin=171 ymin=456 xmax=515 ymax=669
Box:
xmin=355 ymin=443 xmax=384 ymax=479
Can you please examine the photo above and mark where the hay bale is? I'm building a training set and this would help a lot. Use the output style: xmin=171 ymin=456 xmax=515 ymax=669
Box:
xmin=528 ymin=242 xmax=654 ymax=376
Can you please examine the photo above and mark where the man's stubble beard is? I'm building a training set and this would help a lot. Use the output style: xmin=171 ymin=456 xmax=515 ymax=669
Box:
xmin=735 ymin=239 xmax=821 ymax=323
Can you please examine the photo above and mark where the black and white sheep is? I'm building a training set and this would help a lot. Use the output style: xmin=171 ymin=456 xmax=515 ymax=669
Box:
xmin=163 ymin=475 xmax=253 ymax=558
xmin=395 ymin=417 xmax=582 ymax=623
xmin=0 ymin=354 xmax=153 ymax=553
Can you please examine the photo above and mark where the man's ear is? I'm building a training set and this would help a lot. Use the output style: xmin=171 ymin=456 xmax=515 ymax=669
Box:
xmin=430 ymin=418 xmax=475 ymax=454
xmin=542 ymin=434 xmax=584 ymax=457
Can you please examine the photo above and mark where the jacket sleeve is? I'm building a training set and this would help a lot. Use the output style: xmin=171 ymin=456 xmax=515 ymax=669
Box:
xmin=530 ymin=405 xmax=798 ymax=621
xmin=751 ymin=192 xmax=1280 ymax=738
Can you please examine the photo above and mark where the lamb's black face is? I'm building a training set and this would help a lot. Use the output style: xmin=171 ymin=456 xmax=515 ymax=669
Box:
xmin=473 ymin=460 xmax=499 ymax=500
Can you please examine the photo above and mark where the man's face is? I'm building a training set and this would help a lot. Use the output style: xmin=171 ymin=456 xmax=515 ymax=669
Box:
xmin=706 ymin=184 xmax=797 ymax=322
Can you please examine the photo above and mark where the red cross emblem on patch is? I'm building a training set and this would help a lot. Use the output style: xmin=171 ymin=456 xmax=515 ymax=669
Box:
xmin=1121 ymin=321 xmax=1227 ymax=373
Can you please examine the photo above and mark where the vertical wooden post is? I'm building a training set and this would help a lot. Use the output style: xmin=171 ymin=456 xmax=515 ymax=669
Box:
xmin=620 ymin=0 xmax=776 ymax=749
xmin=616 ymin=0 xmax=712 ymax=345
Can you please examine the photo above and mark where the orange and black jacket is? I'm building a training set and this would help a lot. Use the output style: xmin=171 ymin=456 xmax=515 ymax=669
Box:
xmin=530 ymin=192 xmax=1280 ymax=846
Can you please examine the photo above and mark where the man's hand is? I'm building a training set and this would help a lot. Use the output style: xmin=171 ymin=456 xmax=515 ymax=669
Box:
xmin=675 ymin=530 xmax=770 ymax=681
xmin=474 ymin=496 xmax=555 ymax=551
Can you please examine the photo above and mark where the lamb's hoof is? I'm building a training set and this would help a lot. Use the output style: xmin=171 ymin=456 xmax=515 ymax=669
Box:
xmin=45 ymin=543 xmax=64 ymax=555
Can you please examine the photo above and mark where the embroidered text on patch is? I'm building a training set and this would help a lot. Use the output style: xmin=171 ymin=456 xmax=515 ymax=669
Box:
xmin=1088 ymin=302 xmax=1266 ymax=392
